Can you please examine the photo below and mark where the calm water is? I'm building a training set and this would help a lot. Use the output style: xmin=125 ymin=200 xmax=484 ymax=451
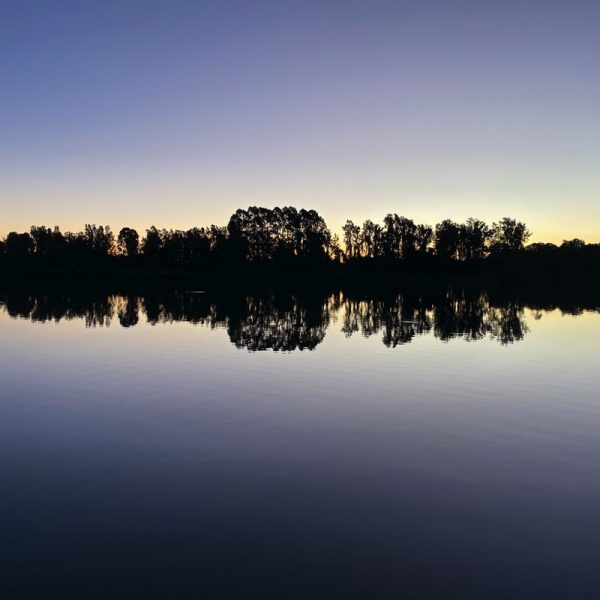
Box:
xmin=1 ymin=288 xmax=599 ymax=598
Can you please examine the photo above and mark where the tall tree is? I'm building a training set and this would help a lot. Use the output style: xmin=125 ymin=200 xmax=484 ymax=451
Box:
xmin=458 ymin=218 xmax=490 ymax=260
xmin=142 ymin=226 xmax=162 ymax=259
xmin=83 ymin=224 xmax=114 ymax=257
xmin=342 ymin=220 xmax=361 ymax=259
xmin=490 ymin=218 xmax=531 ymax=253
xmin=434 ymin=220 xmax=461 ymax=259
xmin=360 ymin=220 xmax=384 ymax=258
xmin=415 ymin=224 xmax=433 ymax=254
xmin=382 ymin=214 xmax=417 ymax=258
xmin=118 ymin=227 xmax=140 ymax=257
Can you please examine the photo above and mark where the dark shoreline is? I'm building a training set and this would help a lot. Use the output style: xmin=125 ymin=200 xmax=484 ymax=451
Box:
xmin=1 ymin=260 xmax=598 ymax=291
xmin=2 ymin=264 xmax=599 ymax=318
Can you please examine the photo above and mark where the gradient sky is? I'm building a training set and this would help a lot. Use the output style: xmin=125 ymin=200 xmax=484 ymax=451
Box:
xmin=1 ymin=0 xmax=599 ymax=242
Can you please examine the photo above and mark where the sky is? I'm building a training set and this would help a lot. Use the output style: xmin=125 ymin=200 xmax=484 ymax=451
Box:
xmin=1 ymin=0 xmax=599 ymax=243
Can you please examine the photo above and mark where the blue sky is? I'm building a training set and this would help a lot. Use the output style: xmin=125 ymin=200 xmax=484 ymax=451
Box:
xmin=1 ymin=0 xmax=599 ymax=241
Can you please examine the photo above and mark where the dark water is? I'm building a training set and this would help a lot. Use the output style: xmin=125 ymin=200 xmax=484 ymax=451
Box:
xmin=1 ymin=288 xmax=599 ymax=598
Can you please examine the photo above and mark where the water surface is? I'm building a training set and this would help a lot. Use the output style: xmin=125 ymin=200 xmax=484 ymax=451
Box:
xmin=1 ymin=288 xmax=599 ymax=598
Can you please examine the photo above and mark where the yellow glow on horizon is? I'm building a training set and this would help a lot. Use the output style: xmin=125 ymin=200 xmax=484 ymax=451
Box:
xmin=1 ymin=215 xmax=599 ymax=246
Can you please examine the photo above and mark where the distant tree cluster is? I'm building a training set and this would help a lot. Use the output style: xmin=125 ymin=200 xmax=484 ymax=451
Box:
xmin=1 ymin=224 xmax=117 ymax=262
xmin=0 ymin=207 xmax=335 ymax=265
xmin=0 ymin=207 xmax=597 ymax=277
xmin=227 ymin=207 xmax=335 ymax=261
xmin=342 ymin=215 xmax=532 ymax=260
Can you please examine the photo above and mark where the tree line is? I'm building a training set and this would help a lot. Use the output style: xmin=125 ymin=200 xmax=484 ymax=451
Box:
xmin=0 ymin=207 xmax=334 ymax=265
xmin=0 ymin=207 xmax=532 ymax=261
xmin=0 ymin=206 xmax=597 ymax=278
xmin=341 ymin=215 xmax=532 ymax=260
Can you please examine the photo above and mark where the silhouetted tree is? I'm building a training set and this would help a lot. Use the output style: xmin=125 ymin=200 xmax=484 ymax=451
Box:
xmin=5 ymin=232 xmax=34 ymax=259
xmin=29 ymin=226 xmax=66 ymax=259
xmin=382 ymin=214 xmax=418 ymax=258
xmin=415 ymin=224 xmax=433 ymax=254
xmin=299 ymin=208 xmax=331 ymax=259
xmin=328 ymin=233 xmax=343 ymax=262
xmin=226 ymin=209 xmax=257 ymax=261
xmin=458 ymin=218 xmax=490 ymax=260
xmin=185 ymin=227 xmax=211 ymax=264
xmin=117 ymin=227 xmax=139 ymax=257
xmin=360 ymin=220 xmax=384 ymax=258
xmin=226 ymin=206 xmax=331 ymax=262
xmin=142 ymin=226 xmax=162 ymax=259
xmin=160 ymin=229 xmax=187 ymax=264
xmin=434 ymin=220 xmax=461 ymax=259
xmin=208 ymin=225 xmax=229 ymax=257
xmin=83 ymin=224 xmax=114 ymax=257
xmin=397 ymin=216 xmax=417 ymax=258
xmin=342 ymin=220 xmax=361 ymax=259
xmin=489 ymin=218 xmax=531 ymax=253
xmin=561 ymin=238 xmax=585 ymax=251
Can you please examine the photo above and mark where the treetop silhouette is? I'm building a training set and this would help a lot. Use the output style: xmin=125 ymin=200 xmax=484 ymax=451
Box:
xmin=0 ymin=207 xmax=596 ymax=284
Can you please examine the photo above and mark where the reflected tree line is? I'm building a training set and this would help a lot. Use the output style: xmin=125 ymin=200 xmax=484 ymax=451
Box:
xmin=2 ymin=287 xmax=598 ymax=350
xmin=339 ymin=293 xmax=528 ymax=345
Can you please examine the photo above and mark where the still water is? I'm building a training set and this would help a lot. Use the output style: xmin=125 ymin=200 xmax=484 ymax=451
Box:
xmin=1 ymin=288 xmax=599 ymax=598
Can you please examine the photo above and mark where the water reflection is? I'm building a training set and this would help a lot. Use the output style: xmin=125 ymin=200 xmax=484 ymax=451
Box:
xmin=339 ymin=291 xmax=540 ymax=345
xmin=1 ymin=287 xmax=598 ymax=350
